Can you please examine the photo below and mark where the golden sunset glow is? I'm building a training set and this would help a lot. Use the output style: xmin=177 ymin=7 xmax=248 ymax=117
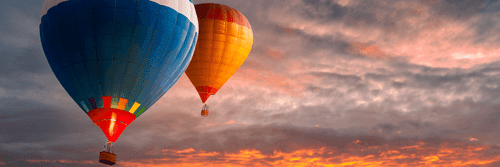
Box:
xmin=103 ymin=141 xmax=500 ymax=167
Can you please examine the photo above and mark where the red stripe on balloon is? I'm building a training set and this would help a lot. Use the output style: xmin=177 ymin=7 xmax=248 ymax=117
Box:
xmin=195 ymin=3 xmax=252 ymax=30
xmin=102 ymin=96 xmax=111 ymax=108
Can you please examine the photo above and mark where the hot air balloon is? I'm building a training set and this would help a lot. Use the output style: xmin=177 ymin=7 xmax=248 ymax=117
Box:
xmin=185 ymin=3 xmax=253 ymax=117
xmin=39 ymin=0 xmax=198 ymax=165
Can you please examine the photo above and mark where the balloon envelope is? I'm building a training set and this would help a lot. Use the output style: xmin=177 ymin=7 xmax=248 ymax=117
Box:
xmin=39 ymin=0 xmax=198 ymax=142
xmin=185 ymin=3 xmax=253 ymax=103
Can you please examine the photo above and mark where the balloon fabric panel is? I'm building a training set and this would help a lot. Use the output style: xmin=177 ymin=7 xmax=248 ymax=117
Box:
xmin=144 ymin=32 xmax=197 ymax=112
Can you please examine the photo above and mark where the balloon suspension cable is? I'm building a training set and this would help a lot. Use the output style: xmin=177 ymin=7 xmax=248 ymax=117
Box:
xmin=202 ymin=104 xmax=208 ymax=111
xmin=103 ymin=141 xmax=115 ymax=154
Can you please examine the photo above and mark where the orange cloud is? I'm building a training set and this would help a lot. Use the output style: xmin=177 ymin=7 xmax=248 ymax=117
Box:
xmin=113 ymin=140 xmax=500 ymax=167
xmin=244 ymin=59 xmax=265 ymax=70
xmin=203 ymin=120 xmax=247 ymax=127
xmin=369 ymin=2 xmax=500 ymax=69
xmin=271 ymin=0 xmax=500 ymax=69
xmin=266 ymin=48 xmax=285 ymax=60
xmin=165 ymin=148 xmax=196 ymax=154
xmin=232 ymin=67 xmax=316 ymax=97
xmin=347 ymin=42 xmax=390 ymax=60
xmin=224 ymin=120 xmax=247 ymax=125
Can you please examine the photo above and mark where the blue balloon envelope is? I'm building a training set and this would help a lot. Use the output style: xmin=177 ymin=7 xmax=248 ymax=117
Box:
xmin=39 ymin=0 xmax=198 ymax=144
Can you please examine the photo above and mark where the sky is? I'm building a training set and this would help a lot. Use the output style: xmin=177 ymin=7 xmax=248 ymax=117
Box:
xmin=2 ymin=0 xmax=500 ymax=166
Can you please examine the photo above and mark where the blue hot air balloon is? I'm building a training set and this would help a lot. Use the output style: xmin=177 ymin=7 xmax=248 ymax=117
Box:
xmin=39 ymin=0 xmax=198 ymax=165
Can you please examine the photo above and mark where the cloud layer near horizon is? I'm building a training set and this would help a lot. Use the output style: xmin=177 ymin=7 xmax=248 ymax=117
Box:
xmin=2 ymin=0 xmax=500 ymax=166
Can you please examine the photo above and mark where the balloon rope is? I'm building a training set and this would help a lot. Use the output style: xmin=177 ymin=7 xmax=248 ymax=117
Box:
xmin=103 ymin=141 xmax=115 ymax=153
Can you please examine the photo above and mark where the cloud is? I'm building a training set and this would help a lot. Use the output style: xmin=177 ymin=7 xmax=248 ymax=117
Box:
xmin=21 ymin=124 xmax=500 ymax=166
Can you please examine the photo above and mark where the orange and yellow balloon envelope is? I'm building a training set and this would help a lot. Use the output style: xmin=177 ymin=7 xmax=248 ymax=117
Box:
xmin=185 ymin=3 xmax=253 ymax=116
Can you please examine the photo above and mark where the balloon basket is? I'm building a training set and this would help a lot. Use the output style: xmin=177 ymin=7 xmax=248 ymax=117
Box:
xmin=201 ymin=104 xmax=209 ymax=117
xmin=201 ymin=110 xmax=209 ymax=117
xmin=99 ymin=141 xmax=116 ymax=166
xmin=99 ymin=151 xmax=116 ymax=166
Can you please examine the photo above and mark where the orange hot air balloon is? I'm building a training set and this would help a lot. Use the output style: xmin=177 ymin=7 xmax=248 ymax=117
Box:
xmin=185 ymin=3 xmax=253 ymax=117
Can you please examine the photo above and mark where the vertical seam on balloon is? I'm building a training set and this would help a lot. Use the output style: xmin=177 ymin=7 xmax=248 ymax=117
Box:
xmin=215 ymin=7 xmax=229 ymax=90
xmin=123 ymin=0 xmax=142 ymax=110
xmin=149 ymin=1 xmax=190 ymax=105
xmin=132 ymin=1 xmax=163 ymax=109
xmin=144 ymin=8 xmax=190 ymax=109
xmin=151 ymin=16 xmax=197 ymax=108
xmin=59 ymin=3 xmax=89 ymax=113
xmin=107 ymin=0 xmax=118 ymax=108
xmin=74 ymin=0 xmax=97 ymax=110
xmin=214 ymin=6 xmax=229 ymax=92
xmin=92 ymin=0 xmax=108 ymax=102
xmin=225 ymin=7 xmax=238 ymax=89
xmin=44 ymin=9 xmax=82 ymax=111
xmin=111 ymin=0 xmax=117 ymax=60
xmin=125 ymin=0 xmax=161 ymax=114
xmin=217 ymin=5 xmax=228 ymax=89
xmin=210 ymin=6 xmax=219 ymax=89
xmin=68 ymin=67 xmax=87 ymax=112
xmin=233 ymin=9 xmax=243 ymax=89
xmin=111 ymin=0 xmax=129 ymax=109
xmin=142 ymin=3 xmax=182 ymax=106
xmin=158 ymin=21 xmax=188 ymax=88
xmin=146 ymin=31 xmax=196 ymax=110
xmin=208 ymin=5 xmax=216 ymax=90
xmin=117 ymin=0 xmax=139 ymax=111
xmin=114 ymin=41 xmax=132 ymax=110
xmin=147 ymin=22 xmax=194 ymax=109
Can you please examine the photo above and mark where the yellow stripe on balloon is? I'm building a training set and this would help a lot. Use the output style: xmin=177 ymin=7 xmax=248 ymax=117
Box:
xmin=129 ymin=102 xmax=141 ymax=114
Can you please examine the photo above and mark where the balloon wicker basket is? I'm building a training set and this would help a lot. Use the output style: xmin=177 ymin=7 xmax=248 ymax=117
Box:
xmin=201 ymin=110 xmax=209 ymax=117
xmin=99 ymin=141 xmax=116 ymax=166
xmin=201 ymin=104 xmax=209 ymax=117
xmin=99 ymin=151 xmax=116 ymax=166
